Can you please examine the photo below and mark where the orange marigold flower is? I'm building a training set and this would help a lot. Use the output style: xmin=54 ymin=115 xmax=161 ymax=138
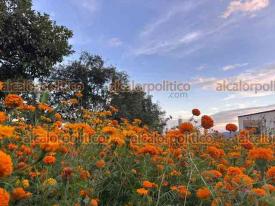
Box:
xmin=4 ymin=94 xmax=23 ymax=108
xmin=216 ymin=164 xmax=226 ymax=174
xmin=0 ymin=125 xmax=15 ymax=139
xmin=0 ymin=150 xmax=13 ymax=177
xmin=170 ymin=170 xmax=181 ymax=176
xmin=79 ymin=169 xmax=90 ymax=180
xmin=214 ymin=182 xmax=223 ymax=191
xmin=43 ymin=156 xmax=56 ymax=165
xmin=137 ymin=144 xmax=161 ymax=155
xmin=227 ymin=167 xmax=243 ymax=176
xmin=207 ymin=146 xmax=224 ymax=159
xmin=192 ymin=108 xmax=201 ymax=116
xmin=102 ymin=126 xmax=117 ymax=135
xmin=225 ymin=123 xmax=238 ymax=132
xmin=75 ymin=92 xmax=83 ymax=98
xmin=240 ymin=139 xmax=253 ymax=150
xmin=172 ymin=185 xmax=191 ymax=198
xmin=20 ymin=145 xmax=31 ymax=155
xmin=38 ymin=103 xmax=53 ymax=112
xmin=0 ymin=188 xmax=10 ymax=206
xmin=108 ymin=134 xmax=125 ymax=146
xmin=201 ymin=115 xmax=214 ymax=129
xmin=65 ymin=123 xmax=95 ymax=136
xmin=18 ymin=104 xmax=36 ymax=112
xmin=266 ymin=166 xmax=275 ymax=182
xmin=0 ymin=82 xmax=4 ymax=91
xmin=248 ymin=147 xmax=273 ymax=161
xmin=136 ymin=188 xmax=149 ymax=196
xmin=8 ymin=143 xmax=17 ymax=151
xmin=203 ymin=170 xmax=222 ymax=179
xmin=196 ymin=187 xmax=211 ymax=199
xmin=252 ymin=188 xmax=266 ymax=197
xmin=143 ymin=181 xmax=158 ymax=188
xmin=176 ymin=185 xmax=191 ymax=198
xmin=228 ymin=152 xmax=241 ymax=159
xmin=37 ymin=135 xmax=60 ymax=152
xmin=0 ymin=112 xmax=7 ymax=123
xmin=90 ymin=199 xmax=98 ymax=206
xmin=231 ymin=174 xmax=253 ymax=188
xmin=262 ymin=184 xmax=275 ymax=192
xmin=96 ymin=160 xmax=105 ymax=168
xmin=12 ymin=187 xmax=31 ymax=200
xmin=179 ymin=122 xmax=194 ymax=134
xmin=55 ymin=113 xmax=62 ymax=120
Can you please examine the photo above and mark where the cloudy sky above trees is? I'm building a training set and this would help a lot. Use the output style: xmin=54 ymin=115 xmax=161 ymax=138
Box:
xmin=33 ymin=0 xmax=275 ymax=130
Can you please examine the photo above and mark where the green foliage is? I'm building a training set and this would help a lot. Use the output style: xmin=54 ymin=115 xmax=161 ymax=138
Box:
xmin=111 ymin=87 xmax=166 ymax=132
xmin=0 ymin=0 xmax=73 ymax=80
xmin=49 ymin=52 xmax=121 ymax=110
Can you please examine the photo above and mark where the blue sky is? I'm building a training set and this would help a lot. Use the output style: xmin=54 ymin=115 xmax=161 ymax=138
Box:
xmin=33 ymin=0 xmax=275 ymax=130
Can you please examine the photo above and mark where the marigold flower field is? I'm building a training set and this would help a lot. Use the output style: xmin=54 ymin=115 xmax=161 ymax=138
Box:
xmin=0 ymin=92 xmax=274 ymax=206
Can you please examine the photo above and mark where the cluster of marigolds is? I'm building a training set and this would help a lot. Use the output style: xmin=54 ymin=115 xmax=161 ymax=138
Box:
xmin=0 ymin=91 xmax=274 ymax=206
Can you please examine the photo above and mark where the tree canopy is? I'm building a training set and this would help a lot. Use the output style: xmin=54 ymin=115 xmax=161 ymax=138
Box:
xmin=0 ymin=0 xmax=73 ymax=80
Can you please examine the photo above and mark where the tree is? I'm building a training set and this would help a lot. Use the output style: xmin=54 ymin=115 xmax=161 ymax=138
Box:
xmin=0 ymin=0 xmax=73 ymax=81
xmin=49 ymin=52 xmax=122 ymax=110
xmin=110 ymin=87 xmax=166 ymax=132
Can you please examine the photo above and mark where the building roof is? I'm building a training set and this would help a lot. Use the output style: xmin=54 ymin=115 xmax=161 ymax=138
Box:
xmin=238 ymin=109 xmax=275 ymax=118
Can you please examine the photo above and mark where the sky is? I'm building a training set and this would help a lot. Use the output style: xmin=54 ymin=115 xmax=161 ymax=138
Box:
xmin=32 ymin=0 xmax=275 ymax=131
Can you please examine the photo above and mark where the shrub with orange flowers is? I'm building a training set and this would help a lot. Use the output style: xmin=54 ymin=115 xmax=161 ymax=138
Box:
xmin=0 ymin=94 xmax=273 ymax=205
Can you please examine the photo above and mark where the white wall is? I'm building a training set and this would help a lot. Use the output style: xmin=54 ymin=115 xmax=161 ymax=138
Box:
xmin=238 ymin=111 xmax=275 ymax=134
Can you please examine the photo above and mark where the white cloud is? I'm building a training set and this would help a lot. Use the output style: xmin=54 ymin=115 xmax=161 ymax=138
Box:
xmin=108 ymin=37 xmax=123 ymax=47
xmin=196 ymin=65 xmax=207 ymax=71
xmin=140 ymin=1 xmax=201 ymax=37
xmin=134 ymin=31 xmax=202 ymax=56
xmin=223 ymin=0 xmax=270 ymax=18
xmin=132 ymin=1 xmax=206 ymax=56
xmin=74 ymin=0 xmax=99 ymax=13
xmin=222 ymin=63 xmax=248 ymax=71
